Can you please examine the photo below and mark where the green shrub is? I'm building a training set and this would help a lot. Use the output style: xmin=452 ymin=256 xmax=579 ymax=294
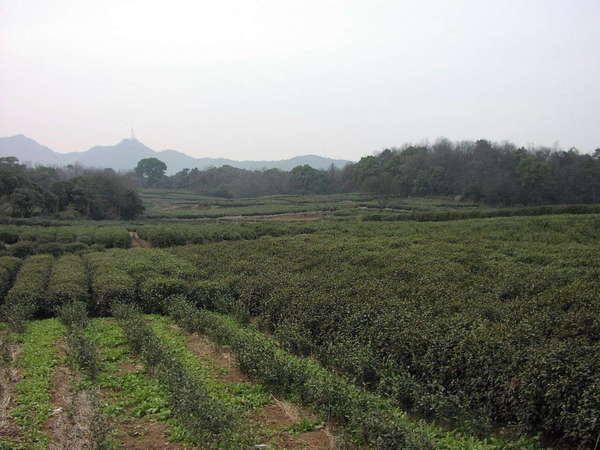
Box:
xmin=188 ymin=280 xmax=234 ymax=310
xmin=36 ymin=242 xmax=64 ymax=257
xmin=111 ymin=302 xmax=240 ymax=443
xmin=0 ymin=228 xmax=19 ymax=244
xmin=10 ymin=241 xmax=37 ymax=258
xmin=63 ymin=242 xmax=89 ymax=253
xmin=2 ymin=254 xmax=54 ymax=330
xmin=57 ymin=301 xmax=89 ymax=330
xmin=166 ymin=298 xmax=431 ymax=449
xmin=140 ymin=277 xmax=188 ymax=313
xmin=47 ymin=254 xmax=89 ymax=312
xmin=66 ymin=331 xmax=99 ymax=380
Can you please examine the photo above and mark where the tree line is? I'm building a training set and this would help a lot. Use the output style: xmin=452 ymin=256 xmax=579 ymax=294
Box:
xmin=139 ymin=139 xmax=600 ymax=205
xmin=0 ymin=157 xmax=144 ymax=219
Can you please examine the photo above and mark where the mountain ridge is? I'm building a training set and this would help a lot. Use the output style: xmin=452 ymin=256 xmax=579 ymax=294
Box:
xmin=0 ymin=135 xmax=352 ymax=174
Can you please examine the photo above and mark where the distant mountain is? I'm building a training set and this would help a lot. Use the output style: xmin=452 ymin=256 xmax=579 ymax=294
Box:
xmin=0 ymin=135 xmax=352 ymax=174
xmin=0 ymin=134 xmax=63 ymax=165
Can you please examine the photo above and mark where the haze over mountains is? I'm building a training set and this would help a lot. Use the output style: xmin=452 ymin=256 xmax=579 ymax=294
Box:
xmin=0 ymin=135 xmax=352 ymax=175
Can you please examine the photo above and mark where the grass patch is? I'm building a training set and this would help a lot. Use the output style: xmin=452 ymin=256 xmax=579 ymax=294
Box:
xmin=5 ymin=319 xmax=64 ymax=450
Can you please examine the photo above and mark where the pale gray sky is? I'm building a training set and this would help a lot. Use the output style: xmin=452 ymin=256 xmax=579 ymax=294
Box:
xmin=1 ymin=0 xmax=599 ymax=160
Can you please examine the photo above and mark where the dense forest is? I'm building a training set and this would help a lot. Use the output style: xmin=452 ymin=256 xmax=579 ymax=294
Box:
xmin=0 ymin=157 xmax=144 ymax=219
xmin=151 ymin=139 xmax=600 ymax=205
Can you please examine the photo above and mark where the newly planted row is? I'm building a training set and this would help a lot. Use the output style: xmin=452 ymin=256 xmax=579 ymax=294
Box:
xmin=111 ymin=302 xmax=240 ymax=446
xmin=166 ymin=297 xmax=431 ymax=450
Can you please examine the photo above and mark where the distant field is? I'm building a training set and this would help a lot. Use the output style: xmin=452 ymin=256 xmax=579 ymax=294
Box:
xmin=0 ymin=191 xmax=598 ymax=448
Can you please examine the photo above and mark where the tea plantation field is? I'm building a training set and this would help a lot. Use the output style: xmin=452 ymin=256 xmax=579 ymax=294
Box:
xmin=0 ymin=198 xmax=598 ymax=449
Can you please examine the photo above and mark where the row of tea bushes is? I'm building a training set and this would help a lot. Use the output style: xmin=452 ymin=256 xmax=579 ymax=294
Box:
xmin=86 ymin=249 xmax=198 ymax=312
xmin=2 ymin=240 xmax=95 ymax=258
xmin=165 ymin=297 xmax=431 ymax=450
xmin=0 ymin=256 xmax=21 ymax=301
xmin=47 ymin=255 xmax=90 ymax=313
xmin=1 ymin=254 xmax=54 ymax=331
xmin=362 ymin=203 xmax=600 ymax=222
xmin=87 ymin=252 xmax=136 ymax=312
xmin=0 ymin=225 xmax=131 ymax=248
xmin=112 ymin=302 xmax=240 ymax=444
xmin=135 ymin=222 xmax=320 ymax=248
xmin=172 ymin=215 xmax=600 ymax=446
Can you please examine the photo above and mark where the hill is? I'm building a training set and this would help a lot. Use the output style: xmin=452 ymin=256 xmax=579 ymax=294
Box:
xmin=0 ymin=135 xmax=352 ymax=174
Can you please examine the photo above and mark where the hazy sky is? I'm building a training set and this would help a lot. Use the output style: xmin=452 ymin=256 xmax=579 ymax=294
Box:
xmin=1 ymin=1 xmax=599 ymax=160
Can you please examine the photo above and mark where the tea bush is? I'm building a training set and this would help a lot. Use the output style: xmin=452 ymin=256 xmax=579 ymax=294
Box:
xmin=57 ymin=300 xmax=89 ymax=330
xmin=0 ymin=225 xmax=131 ymax=248
xmin=112 ymin=302 xmax=240 ymax=443
xmin=173 ymin=214 xmax=600 ymax=446
xmin=86 ymin=251 xmax=136 ymax=312
xmin=46 ymin=254 xmax=89 ymax=312
xmin=0 ymin=256 xmax=21 ymax=301
xmin=166 ymin=297 xmax=431 ymax=449
xmin=1 ymin=254 xmax=54 ymax=331
xmin=140 ymin=277 xmax=188 ymax=313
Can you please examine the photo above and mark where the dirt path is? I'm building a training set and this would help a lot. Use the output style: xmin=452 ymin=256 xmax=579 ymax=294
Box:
xmin=183 ymin=331 xmax=335 ymax=449
xmin=129 ymin=231 xmax=152 ymax=248
xmin=0 ymin=336 xmax=22 ymax=440
xmin=45 ymin=341 xmax=102 ymax=450
xmin=217 ymin=211 xmax=328 ymax=222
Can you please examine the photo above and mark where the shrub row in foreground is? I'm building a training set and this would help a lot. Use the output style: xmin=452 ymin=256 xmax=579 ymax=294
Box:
xmin=112 ymin=302 xmax=239 ymax=445
xmin=165 ymin=297 xmax=431 ymax=450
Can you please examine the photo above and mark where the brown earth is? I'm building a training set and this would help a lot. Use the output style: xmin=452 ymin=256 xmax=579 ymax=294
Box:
xmin=119 ymin=420 xmax=183 ymax=450
xmin=45 ymin=341 xmax=102 ymax=450
xmin=217 ymin=211 xmax=328 ymax=222
xmin=129 ymin=231 xmax=152 ymax=248
xmin=180 ymin=327 xmax=335 ymax=449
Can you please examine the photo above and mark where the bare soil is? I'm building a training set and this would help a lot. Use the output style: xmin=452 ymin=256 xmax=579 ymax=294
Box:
xmin=129 ymin=231 xmax=152 ymax=248
xmin=217 ymin=211 xmax=328 ymax=222
xmin=45 ymin=341 xmax=100 ymax=450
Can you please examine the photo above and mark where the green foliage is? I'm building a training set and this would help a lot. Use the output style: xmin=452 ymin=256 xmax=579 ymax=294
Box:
xmin=188 ymin=280 xmax=234 ymax=310
xmin=362 ymin=203 xmax=600 ymax=222
xmin=140 ymin=277 xmax=188 ymax=313
xmin=66 ymin=330 xmax=100 ymax=380
xmin=9 ymin=240 xmax=37 ymax=258
xmin=57 ymin=300 xmax=89 ymax=330
xmin=2 ymin=254 xmax=54 ymax=331
xmin=8 ymin=319 xmax=64 ymax=449
xmin=0 ymin=157 xmax=144 ymax=219
xmin=0 ymin=256 xmax=21 ymax=301
xmin=172 ymin=214 xmax=600 ymax=446
xmin=166 ymin=298 xmax=431 ymax=449
xmin=87 ymin=252 xmax=136 ymax=312
xmin=111 ymin=303 xmax=241 ymax=445
xmin=135 ymin=157 xmax=167 ymax=188
xmin=46 ymin=254 xmax=89 ymax=313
